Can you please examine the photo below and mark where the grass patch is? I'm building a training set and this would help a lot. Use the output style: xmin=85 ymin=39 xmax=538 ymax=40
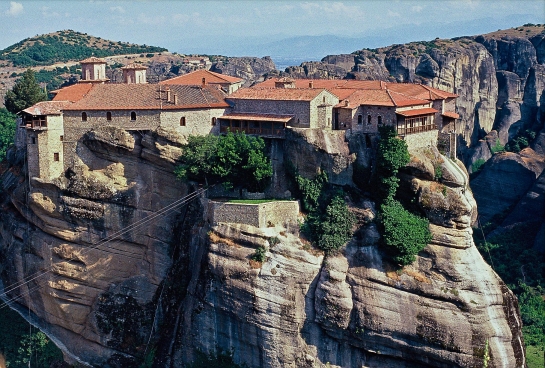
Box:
xmin=227 ymin=199 xmax=278 ymax=204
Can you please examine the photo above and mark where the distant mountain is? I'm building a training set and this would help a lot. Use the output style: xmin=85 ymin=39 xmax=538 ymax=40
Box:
xmin=0 ymin=30 xmax=167 ymax=67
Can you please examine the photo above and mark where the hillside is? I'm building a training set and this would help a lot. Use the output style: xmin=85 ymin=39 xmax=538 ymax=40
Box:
xmin=0 ymin=30 xmax=167 ymax=67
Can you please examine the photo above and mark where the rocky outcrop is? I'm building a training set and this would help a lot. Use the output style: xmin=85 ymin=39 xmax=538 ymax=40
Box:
xmin=211 ymin=56 xmax=276 ymax=86
xmin=161 ymin=144 xmax=525 ymax=368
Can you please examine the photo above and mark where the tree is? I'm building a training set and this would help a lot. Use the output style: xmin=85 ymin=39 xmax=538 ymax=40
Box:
xmin=4 ymin=68 xmax=47 ymax=114
xmin=315 ymin=195 xmax=356 ymax=253
xmin=175 ymin=131 xmax=272 ymax=192
xmin=380 ymin=199 xmax=431 ymax=266
xmin=0 ymin=108 xmax=17 ymax=161
xmin=376 ymin=125 xmax=410 ymax=202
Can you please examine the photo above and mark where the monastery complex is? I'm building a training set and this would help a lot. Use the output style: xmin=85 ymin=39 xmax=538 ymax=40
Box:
xmin=20 ymin=57 xmax=459 ymax=182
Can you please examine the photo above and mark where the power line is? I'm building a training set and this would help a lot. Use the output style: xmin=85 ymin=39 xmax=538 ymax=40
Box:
xmin=0 ymin=186 xmax=209 ymax=308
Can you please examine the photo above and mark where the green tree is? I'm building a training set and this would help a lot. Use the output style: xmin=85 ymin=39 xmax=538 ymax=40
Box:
xmin=175 ymin=131 xmax=272 ymax=192
xmin=380 ymin=199 xmax=432 ymax=266
xmin=4 ymin=69 xmax=47 ymax=114
xmin=315 ymin=195 xmax=356 ymax=253
xmin=376 ymin=125 xmax=410 ymax=201
xmin=0 ymin=108 xmax=17 ymax=161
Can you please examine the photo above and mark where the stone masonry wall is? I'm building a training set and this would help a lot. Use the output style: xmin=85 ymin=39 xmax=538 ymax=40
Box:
xmin=353 ymin=106 xmax=397 ymax=134
xmin=403 ymin=129 xmax=439 ymax=150
xmin=208 ymin=200 xmax=299 ymax=229
xmin=160 ymin=108 xmax=225 ymax=136
xmin=231 ymin=99 xmax=311 ymax=128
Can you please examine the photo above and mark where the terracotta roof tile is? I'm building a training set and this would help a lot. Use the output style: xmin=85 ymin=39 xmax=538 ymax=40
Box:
xmin=52 ymin=83 xmax=95 ymax=102
xmin=63 ymin=84 xmax=229 ymax=111
xmin=387 ymin=90 xmax=431 ymax=107
xmin=121 ymin=63 xmax=148 ymax=70
xmin=21 ymin=101 xmax=72 ymax=115
xmin=80 ymin=57 xmax=107 ymax=64
xmin=442 ymin=111 xmax=460 ymax=119
xmin=256 ymin=78 xmax=384 ymax=90
xmin=396 ymin=107 xmax=438 ymax=117
xmin=221 ymin=113 xmax=294 ymax=123
xmin=160 ymin=69 xmax=242 ymax=85
xmin=228 ymin=87 xmax=328 ymax=101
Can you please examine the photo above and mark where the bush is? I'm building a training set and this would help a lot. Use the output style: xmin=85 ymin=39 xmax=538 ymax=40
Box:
xmin=490 ymin=139 xmax=505 ymax=154
xmin=376 ymin=125 xmax=410 ymax=202
xmin=315 ymin=195 xmax=356 ymax=253
xmin=251 ymin=246 xmax=267 ymax=262
xmin=380 ymin=199 xmax=432 ymax=266
xmin=175 ymin=131 xmax=272 ymax=191
xmin=0 ymin=108 xmax=17 ymax=161
xmin=296 ymin=171 xmax=327 ymax=212
xmin=471 ymin=158 xmax=486 ymax=173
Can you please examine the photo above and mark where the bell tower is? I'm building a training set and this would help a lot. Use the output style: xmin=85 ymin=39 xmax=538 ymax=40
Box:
xmin=80 ymin=57 xmax=109 ymax=83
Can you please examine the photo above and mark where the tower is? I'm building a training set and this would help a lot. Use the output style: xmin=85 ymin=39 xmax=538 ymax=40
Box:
xmin=80 ymin=57 xmax=109 ymax=83
xmin=121 ymin=63 xmax=148 ymax=84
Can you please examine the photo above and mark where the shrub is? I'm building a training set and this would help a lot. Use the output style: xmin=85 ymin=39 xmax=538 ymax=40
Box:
xmin=314 ymin=195 xmax=356 ymax=253
xmin=296 ymin=170 xmax=327 ymax=212
xmin=490 ymin=139 xmax=505 ymax=154
xmin=376 ymin=125 xmax=410 ymax=202
xmin=175 ymin=131 xmax=272 ymax=191
xmin=380 ymin=199 xmax=432 ymax=266
xmin=251 ymin=246 xmax=267 ymax=262
xmin=471 ymin=158 xmax=486 ymax=173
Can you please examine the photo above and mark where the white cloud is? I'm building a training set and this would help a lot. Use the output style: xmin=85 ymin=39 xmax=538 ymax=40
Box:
xmin=110 ymin=6 xmax=125 ymax=13
xmin=387 ymin=9 xmax=401 ymax=18
xmin=6 ymin=2 xmax=23 ymax=16
xmin=412 ymin=5 xmax=423 ymax=13
xmin=41 ymin=6 xmax=60 ymax=18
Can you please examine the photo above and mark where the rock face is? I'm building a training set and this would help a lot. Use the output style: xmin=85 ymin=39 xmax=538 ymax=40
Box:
xmin=0 ymin=125 xmax=527 ymax=367
xmin=210 ymin=56 xmax=277 ymax=86
xmin=275 ymin=26 xmax=545 ymax=170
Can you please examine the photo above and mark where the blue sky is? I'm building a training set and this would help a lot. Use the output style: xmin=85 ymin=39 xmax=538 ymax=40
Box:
xmin=0 ymin=0 xmax=543 ymax=58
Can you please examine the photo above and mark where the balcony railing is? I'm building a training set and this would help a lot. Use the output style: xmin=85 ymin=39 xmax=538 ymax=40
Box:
xmin=397 ymin=124 xmax=436 ymax=136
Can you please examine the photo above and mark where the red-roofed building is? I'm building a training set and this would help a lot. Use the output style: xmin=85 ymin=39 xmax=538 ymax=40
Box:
xmin=160 ymin=69 xmax=243 ymax=94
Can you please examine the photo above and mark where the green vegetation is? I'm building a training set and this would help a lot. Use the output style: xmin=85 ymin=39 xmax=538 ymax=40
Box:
xmin=474 ymin=221 xmax=545 ymax=367
xmin=251 ymin=246 xmax=267 ymax=262
xmin=175 ymin=131 xmax=272 ymax=192
xmin=471 ymin=158 xmax=486 ymax=173
xmin=0 ymin=30 xmax=166 ymax=67
xmin=380 ymin=200 xmax=432 ymax=265
xmin=490 ymin=139 xmax=505 ymax=154
xmin=0 ymin=108 xmax=17 ymax=161
xmin=227 ymin=199 xmax=276 ymax=204
xmin=0 ymin=306 xmax=63 ymax=367
xmin=375 ymin=125 xmax=410 ymax=202
xmin=4 ymin=69 xmax=47 ymax=114
xmin=295 ymin=171 xmax=355 ymax=254
xmin=373 ymin=126 xmax=431 ymax=266
xmin=505 ymin=129 xmax=537 ymax=153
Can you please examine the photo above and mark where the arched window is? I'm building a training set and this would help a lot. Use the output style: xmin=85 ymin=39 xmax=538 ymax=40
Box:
xmin=378 ymin=116 xmax=382 ymax=125
xmin=180 ymin=117 xmax=186 ymax=126
xmin=131 ymin=111 xmax=137 ymax=121
xmin=367 ymin=115 xmax=372 ymax=125
xmin=358 ymin=115 xmax=363 ymax=125
xmin=106 ymin=112 xmax=112 ymax=121
xmin=82 ymin=112 xmax=87 ymax=121
xmin=211 ymin=117 xmax=217 ymax=126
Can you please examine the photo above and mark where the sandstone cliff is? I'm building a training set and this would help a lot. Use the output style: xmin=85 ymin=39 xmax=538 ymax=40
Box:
xmin=0 ymin=125 xmax=526 ymax=367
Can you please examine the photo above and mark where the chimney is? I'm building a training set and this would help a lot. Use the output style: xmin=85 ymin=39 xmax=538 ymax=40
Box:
xmin=166 ymin=88 xmax=171 ymax=102
xmin=173 ymin=94 xmax=178 ymax=105
xmin=309 ymin=81 xmax=314 ymax=88
xmin=202 ymin=77 xmax=206 ymax=87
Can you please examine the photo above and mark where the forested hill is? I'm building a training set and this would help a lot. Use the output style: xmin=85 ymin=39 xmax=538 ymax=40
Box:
xmin=0 ymin=30 xmax=167 ymax=67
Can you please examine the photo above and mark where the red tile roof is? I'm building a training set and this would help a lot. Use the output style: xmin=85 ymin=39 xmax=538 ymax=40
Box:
xmin=52 ymin=83 xmax=95 ymax=102
xmin=80 ymin=57 xmax=107 ymax=64
xmin=256 ymin=78 xmax=384 ymax=90
xmin=387 ymin=90 xmax=431 ymax=107
xmin=396 ymin=107 xmax=438 ymax=117
xmin=334 ymin=89 xmax=430 ymax=108
xmin=442 ymin=111 xmax=460 ymax=119
xmin=121 ymin=63 xmax=148 ymax=70
xmin=21 ymin=101 xmax=72 ymax=115
xmin=221 ymin=113 xmax=294 ymax=123
xmin=160 ymin=69 xmax=243 ymax=85
xmin=228 ymin=87 xmax=328 ymax=101
xmin=63 ymin=84 xmax=229 ymax=111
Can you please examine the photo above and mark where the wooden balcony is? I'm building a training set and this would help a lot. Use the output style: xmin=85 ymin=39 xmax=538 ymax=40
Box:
xmin=397 ymin=124 xmax=436 ymax=136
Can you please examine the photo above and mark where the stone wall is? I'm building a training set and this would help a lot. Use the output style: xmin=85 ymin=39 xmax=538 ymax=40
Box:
xmin=160 ymin=108 xmax=225 ymax=136
xmin=27 ymin=115 xmax=65 ymax=181
xmin=403 ymin=129 xmax=438 ymax=150
xmin=309 ymin=91 xmax=338 ymax=129
xmin=352 ymin=106 xmax=397 ymax=134
xmin=207 ymin=200 xmax=299 ymax=229
xmin=231 ymin=99 xmax=311 ymax=127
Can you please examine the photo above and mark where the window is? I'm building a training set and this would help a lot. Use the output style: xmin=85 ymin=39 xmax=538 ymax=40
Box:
xmin=358 ymin=115 xmax=363 ymax=125
xmin=323 ymin=96 xmax=326 ymax=103
xmin=131 ymin=111 xmax=137 ymax=121
xmin=107 ymin=112 xmax=112 ymax=121
xmin=54 ymin=153 xmax=59 ymax=161
xmin=82 ymin=112 xmax=87 ymax=121
xmin=378 ymin=116 xmax=382 ymax=125
xmin=180 ymin=116 xmax=186 ymax=126
xmin=367 ymin=115 xmax=372 ymax=125
xmin=31 ymin=137 xmax=36 ymax=144
xmin=60 ymin=135 xmax=64 ymax=141
xmin=328 ymin=117 xmax=331 ymax=126
xmin=212 ymin=117 xmax=217 ymax=126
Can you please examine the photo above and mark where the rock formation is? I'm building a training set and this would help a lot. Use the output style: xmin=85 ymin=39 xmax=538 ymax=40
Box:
xmin=0 ymin=124 xmax=526 ymax=367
